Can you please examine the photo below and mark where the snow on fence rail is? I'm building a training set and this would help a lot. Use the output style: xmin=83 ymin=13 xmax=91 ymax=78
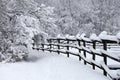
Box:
xmin=32 ymin=31 xmax=120 ymax=80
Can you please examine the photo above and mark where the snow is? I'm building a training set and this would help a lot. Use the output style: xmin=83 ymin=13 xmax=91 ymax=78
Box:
xmin=0 ymin=48 xmax=109 ymax=80
xmin=90 ymin=33 xmax=101 ymax=42
xmin=82 ymin=46 xmax=91 ymax=53
xmin=79 ymin=53 xmax=92 ymax=63
xmin=99 ymin=31 xmax=119 ymax=42
xmin=117 ymin=70 xmax=120 ymax=76
xmin=101 ymin=62 xmax=120 ymax=79
xmin=90 ymin=48 xmax=102 ymax=55
xmin=101 ymin=50 xmax=120 ymax=60
xmin=80 ymin=33 xmax=92 ymax=42
xmin=116 ymin=32 xmax=120 ymax=40
xmin=108 ymin=65 xmax=120 ymax=69
xmin=57 ymin=34 xmax=65 ymax=39
xmin=65 ymin=34 xmax=76 ymax=40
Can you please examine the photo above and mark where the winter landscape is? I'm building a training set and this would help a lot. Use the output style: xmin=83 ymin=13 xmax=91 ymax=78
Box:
xmin=0 ymin=0 xmax=120 ymax=80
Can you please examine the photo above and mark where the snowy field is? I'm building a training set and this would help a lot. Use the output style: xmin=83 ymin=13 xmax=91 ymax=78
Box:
xmin=0 ymin=47 xmax=110 ymax=80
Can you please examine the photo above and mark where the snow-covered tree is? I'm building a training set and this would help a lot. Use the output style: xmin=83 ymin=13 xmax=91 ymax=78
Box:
xmin=30 ymin=4 xmax=59 ymax=37
xmin=0 ymin=0 xmax=58 ymax=62
xmin=91 ymin=0 xmax=120 ymax=34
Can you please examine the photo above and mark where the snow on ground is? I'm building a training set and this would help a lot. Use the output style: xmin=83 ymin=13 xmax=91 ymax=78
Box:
xmin=0 ymin=48 xmax=109 ymax=80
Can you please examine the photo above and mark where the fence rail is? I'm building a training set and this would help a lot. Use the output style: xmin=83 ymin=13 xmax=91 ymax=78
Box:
xmin=32 ymin=32 xmax=120 ymax=80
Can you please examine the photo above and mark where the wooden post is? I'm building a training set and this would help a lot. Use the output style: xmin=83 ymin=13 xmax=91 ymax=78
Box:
xmin=57 ymin=39 xmax=60 ymax=54
xmin=92 ymin=42 xmax=96 ymax=70
xmin=103 ymin=41 xmax=107 ymax=76
xmin=37 ymin=47 xmax=39 ymax=51
xmin=78 ymin=55 xmax=81 ymax=61
xmin=49 ymin=39 xmax=52 ymax=52
xmin=78 ymin=40 xmax=81 ymax=61
xmin=41 ymin=44 xmax=44 ymax=52
xmin=32 ymin=43 xmax=35 ymax=49
xmin=66 ymin=39 xmax=69 ymax=58
xmin=83 ymin=41 xmax=86 ymax=65
xmin=32 ymin=38 xmax=35 ymax=49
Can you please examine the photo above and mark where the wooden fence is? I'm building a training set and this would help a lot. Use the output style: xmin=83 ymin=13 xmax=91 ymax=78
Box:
xmin=32 ymin=32 xmax=120 ymax=80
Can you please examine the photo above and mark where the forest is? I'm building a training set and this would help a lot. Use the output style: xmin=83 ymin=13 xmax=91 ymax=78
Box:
xmin=0 ymin=0 xmax=120 ymax=62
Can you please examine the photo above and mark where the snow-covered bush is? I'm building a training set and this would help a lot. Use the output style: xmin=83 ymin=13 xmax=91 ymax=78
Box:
xmin=0 ymin=0 xmax=58 ymax=62
xmin=0 ymin=45 xmax=28 ymax=63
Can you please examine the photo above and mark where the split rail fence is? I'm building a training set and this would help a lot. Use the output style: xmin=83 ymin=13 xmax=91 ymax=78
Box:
xmin=32 ymin=32 xmax=120 ymax=80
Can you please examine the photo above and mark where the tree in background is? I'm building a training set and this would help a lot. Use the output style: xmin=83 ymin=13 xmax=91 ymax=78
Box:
xmin=0 ymin=0 xmax=58 ymax=62
xmin=35 ymin=0 xmax=120 ymax=36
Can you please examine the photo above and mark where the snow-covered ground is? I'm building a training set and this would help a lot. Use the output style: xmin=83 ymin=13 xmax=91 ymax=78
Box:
xmin=0 ymin=48 xmax=109 ymax=80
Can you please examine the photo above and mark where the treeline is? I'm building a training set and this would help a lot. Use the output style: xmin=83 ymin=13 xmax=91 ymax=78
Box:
xmin=36 ymin=0 xmax=120 ymax=36
xmin=0 ymin=0 xmax=120 ymax=62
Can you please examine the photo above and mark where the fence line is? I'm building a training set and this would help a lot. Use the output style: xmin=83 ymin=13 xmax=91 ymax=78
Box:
xmin=32 ymin=32 xmax=120 ymax=80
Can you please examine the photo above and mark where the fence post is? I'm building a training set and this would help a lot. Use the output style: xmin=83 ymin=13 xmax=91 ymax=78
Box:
xmin=103 ymin=41 xmax=107 ymax=76
xmin=92 ymin=41 xmax=96 ymax=70
xmin=49 ymin=39 xmax=52 ymax=52
xmin=32 ymin=43 xmax=35 ymax=49
xmin=41 ymin=44 xmax=44 ymax=52
xmin=66 ymin=39 xmax=69 ymax=58
xmin=57 ymin=39 xmax=60 ymax=54
xmin=83 ymin=41 xmax=86 ymax=65
xmin=77 ymin=40 xmax=81 ymax=61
